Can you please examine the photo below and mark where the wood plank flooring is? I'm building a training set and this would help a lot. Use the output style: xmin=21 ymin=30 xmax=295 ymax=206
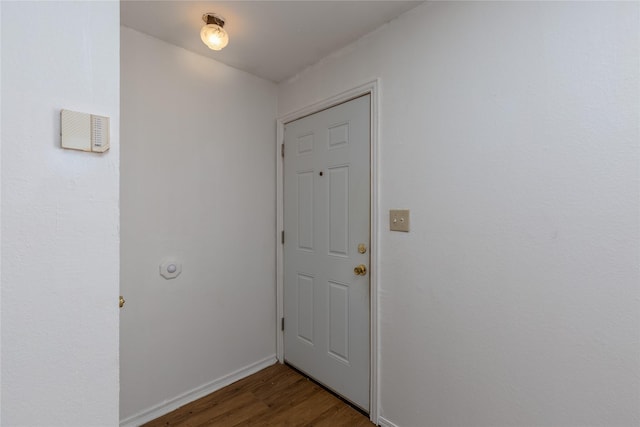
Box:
xmin=143 ymin=363 xmax=375 ymax=427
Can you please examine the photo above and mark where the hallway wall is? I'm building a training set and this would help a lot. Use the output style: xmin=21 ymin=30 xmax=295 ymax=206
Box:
xmin=279 ymin=2 xmax=640 ymax=426
xmin=1 ymin=2 xmax=120 ymax=425
xmin=120 ymin=27 xmax=277 ymax=423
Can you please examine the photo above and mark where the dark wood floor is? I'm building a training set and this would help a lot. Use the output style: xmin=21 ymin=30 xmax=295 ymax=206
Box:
xmin=143 ymin=363 xmax=375 ymax=427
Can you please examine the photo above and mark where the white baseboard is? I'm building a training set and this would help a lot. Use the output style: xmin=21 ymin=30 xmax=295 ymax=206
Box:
xmin=120 ymin=354 xmax=277 ymax=427
xmin=378 ymin=416 xmax=400 ymax=427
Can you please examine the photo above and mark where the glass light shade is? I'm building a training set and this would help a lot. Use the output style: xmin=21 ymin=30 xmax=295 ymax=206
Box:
xmin=200 ymin=24 xmax=229 ymax=51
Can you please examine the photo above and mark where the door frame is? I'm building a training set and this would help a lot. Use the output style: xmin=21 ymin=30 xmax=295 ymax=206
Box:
xmin=275 ymin=79 xmax=380 ymax=423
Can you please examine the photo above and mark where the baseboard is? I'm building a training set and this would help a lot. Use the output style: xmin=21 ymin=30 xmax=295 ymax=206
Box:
xmin=120 ymin=354 xmax=277 ymax=427
xmin=378 ymin=416 xmax=400 ymax=427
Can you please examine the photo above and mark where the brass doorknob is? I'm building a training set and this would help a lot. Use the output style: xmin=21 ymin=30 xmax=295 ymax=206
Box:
xmin=119 ymin=295 xmax=125 ymax=308
xmin=354 ymin=264 xmax=367 ymax=276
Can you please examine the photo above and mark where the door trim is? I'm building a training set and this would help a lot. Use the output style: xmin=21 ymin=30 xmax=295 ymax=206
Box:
xmin=276 ymin=79 xmax=380 ymax=424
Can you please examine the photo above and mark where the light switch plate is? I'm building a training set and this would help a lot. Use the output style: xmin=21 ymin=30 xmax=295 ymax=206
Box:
xmin=390 ymin=209 xmax=410 ymax=232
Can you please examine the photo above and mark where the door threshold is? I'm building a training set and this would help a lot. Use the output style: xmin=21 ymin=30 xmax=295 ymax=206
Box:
xmin=284 ymin=361 xmax=370 ymax=417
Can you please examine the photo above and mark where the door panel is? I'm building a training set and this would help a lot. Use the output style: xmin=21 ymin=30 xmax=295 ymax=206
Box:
xmin=283 ymin=94 xmax=370 ymax=411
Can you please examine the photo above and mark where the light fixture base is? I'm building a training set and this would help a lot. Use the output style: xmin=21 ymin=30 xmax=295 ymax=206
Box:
xmin=202 ymin=13 xmax=225 ymax=28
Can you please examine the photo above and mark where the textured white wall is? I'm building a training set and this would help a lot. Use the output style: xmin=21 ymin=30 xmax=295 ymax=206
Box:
xmin=1 ymin=2 xmax=120 ymax=426
xmin=120 ymin=27 xmax=278 ymax=422
xmin=0 ymin=4 xmax=3 ymax=423
xmin=279 ymin=2 xmax=640 ymax=426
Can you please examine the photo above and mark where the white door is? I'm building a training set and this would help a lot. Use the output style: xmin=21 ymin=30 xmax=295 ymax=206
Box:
xmin=283 ymin=94 xmax=371 ymax=411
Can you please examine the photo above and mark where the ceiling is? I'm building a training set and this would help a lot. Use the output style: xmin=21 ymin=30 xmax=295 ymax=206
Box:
xmin=120 ymin=1 xmax=423 ymax=83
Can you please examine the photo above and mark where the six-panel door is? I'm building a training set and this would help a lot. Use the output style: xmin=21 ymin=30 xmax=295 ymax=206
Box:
xmin=283 ymin=94 xmax=371 ymax=411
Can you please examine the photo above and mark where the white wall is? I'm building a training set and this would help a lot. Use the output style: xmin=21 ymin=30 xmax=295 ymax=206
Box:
xmin=279 ymin=2 xmax=640 ymax=426
xmin=1 ymin=2 xmax=120 ymax=426
xmin=0 ymin=4 xmax=3 ymax=421
xmin=120 ymin=27 xmax=277 ymax=422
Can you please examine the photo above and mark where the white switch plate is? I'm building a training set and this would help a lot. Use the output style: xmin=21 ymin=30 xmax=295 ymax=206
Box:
xmin=390 ymin=209 xmax=410 ymax=232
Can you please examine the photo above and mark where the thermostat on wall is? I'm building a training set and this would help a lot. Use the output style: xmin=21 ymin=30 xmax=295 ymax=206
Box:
xmin=60 ymin=109 xmax=110 ymax=153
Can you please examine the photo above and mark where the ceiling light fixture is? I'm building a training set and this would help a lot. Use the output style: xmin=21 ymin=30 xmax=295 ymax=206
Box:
xmin=200 ymin=13 xmax=229 ymax=51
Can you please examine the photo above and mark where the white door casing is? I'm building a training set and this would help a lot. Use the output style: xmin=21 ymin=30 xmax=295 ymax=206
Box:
xmin=283 ymin=94 xmax=371 ymax=411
